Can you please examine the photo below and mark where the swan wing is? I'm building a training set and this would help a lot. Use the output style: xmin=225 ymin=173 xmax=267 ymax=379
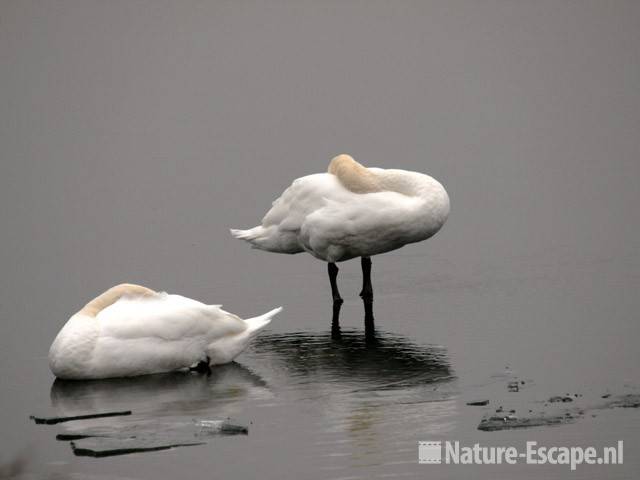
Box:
xmin=96 ymin=293 xmax=247 ymax=341
xmin=300 ymin=191 xmax=426 ymax=261
xmin=231 ymin=173 xmax=350 ymax=253
xmin=262 ymin=173 xmax=349 ymax=232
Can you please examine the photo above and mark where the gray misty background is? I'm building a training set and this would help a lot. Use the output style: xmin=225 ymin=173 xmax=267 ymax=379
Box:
xmin=0 ymin=1 xmax=639 ymax=477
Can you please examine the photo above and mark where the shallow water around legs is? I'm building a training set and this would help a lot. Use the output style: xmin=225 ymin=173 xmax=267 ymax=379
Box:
xmin=5 ymin=247 xmax=640 ymax=479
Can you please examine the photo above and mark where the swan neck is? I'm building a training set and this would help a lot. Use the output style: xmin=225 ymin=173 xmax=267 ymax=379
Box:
xmin=79 ymin=284 xmax=156 ymax=317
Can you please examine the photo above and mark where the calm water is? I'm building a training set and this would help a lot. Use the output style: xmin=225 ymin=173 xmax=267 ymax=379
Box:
xmin=5 ymin=248 xmax=640 ymax=479
xmin=1 ymin=1 xmax=639 ymax=478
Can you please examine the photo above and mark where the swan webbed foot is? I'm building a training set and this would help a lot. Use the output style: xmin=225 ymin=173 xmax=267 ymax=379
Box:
xmin=190 ymin=356 xmax=212 ymax=375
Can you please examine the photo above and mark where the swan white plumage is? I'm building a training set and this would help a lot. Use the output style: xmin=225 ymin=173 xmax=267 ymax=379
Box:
xmin=48 ymin=284 xmax=282 ymax=380
xmin=231 ymin=154 xmax=449 ymax=304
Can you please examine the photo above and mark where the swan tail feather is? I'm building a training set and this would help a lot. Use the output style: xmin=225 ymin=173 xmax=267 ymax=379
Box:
xmin=244 ymin=307 xmax=282 ymax=336
xmin=230 ymin=226 xmax=261 ymax=240
xmin=231 ymin=226 xmax=303 ymax=254
xmin=230 ymin=226 xmax=268 ymax=249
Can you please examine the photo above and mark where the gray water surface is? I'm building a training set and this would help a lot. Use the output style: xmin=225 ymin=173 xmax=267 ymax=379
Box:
xmin=1 ymin=1 xmax=639 ymax=479
xmin=7 ymin=250 xmax=640 ymax=479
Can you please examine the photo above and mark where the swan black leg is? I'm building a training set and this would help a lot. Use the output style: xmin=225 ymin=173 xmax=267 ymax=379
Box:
xmin=360 ymin=256 xmax=375 ymax=335
xmin=328 ymin=262 xmax=343 ymax=304
xmin=364 ymin=313 xmax=376 ymax=345
xmin=364 ymin=300 xmax=375 ymax=336
xmin=328 ymin=262 xmax=343 ymax=339
xmin=359 ymin=256 xmax=373 ymax=301
xmin=331 ymin=300 xmax=342 ymax=340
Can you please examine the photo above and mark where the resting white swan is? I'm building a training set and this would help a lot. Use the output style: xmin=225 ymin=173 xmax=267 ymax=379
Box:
xmin=231 ymin=154 xmax=449 ymax=305
xmin=48 ymin=284 xmax=281 ymax=380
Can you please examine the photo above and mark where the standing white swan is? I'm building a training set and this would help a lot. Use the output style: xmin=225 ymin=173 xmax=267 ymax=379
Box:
xmin=49 ymin=284 xmax=282 ymax=380
xmin=231 ymin=154 xmax=449 ymax=307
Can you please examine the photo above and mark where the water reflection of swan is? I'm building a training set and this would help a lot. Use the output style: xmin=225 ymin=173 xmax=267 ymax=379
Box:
xmin=249 ymin=328 xmax=457 ymax=460
xmin=50 ymin=362 xmax=270 ymax=428
xmin=249 ymin=329 xmax=455 ymax=392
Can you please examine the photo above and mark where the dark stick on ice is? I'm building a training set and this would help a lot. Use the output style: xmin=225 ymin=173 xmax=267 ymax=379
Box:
xmin=466 ymin=399 xmax=490 ymax=406
xmin=71 ymin=441 xmax=204 ymax=458
xmin=30 ymin=410 xmax=132 ymax=425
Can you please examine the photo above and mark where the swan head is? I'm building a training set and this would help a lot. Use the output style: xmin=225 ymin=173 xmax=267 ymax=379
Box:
xmin=328 ymin=154 xmax=356 ymax=173
xmin=328 ymin=154 xmax=382 ymax=194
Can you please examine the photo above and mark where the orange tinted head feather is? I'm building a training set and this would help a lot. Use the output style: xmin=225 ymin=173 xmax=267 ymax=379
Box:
xmin=327 ymin=154 xmax=382 ymax=194
xmin=80 ymin=283 xmax=157 ymax=317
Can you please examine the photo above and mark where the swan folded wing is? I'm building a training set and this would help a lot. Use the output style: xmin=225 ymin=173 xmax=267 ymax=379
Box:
xmin=96 ymin=295 xmax=247 ymax=342
xmin=300 ymin=191 xmax=426 ymax=261
xmin=262 ymin=173 xmax=349 ymax=232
